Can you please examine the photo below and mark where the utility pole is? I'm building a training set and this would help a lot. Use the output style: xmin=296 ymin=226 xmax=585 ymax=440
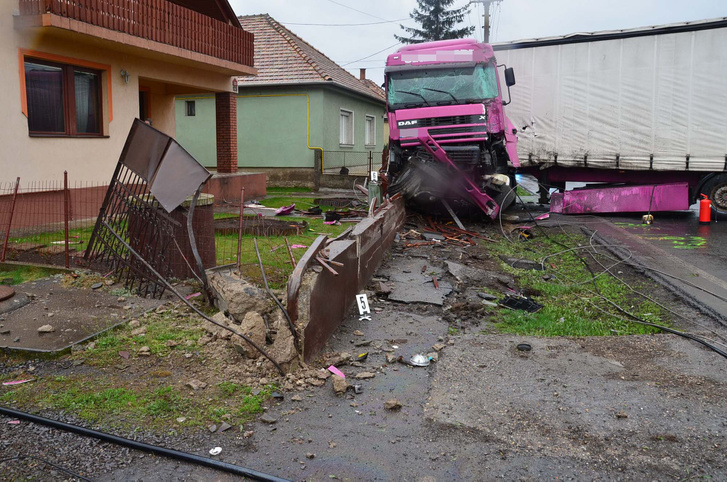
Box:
xmin=469 ymin=0 xmax=503 ymax=43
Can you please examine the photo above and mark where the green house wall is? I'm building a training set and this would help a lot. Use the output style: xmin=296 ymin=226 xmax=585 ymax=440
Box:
xmin=175 ymin=85 xmax=385 ymax=170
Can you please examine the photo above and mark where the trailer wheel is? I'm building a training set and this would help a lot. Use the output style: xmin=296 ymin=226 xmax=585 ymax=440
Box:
xmin=701 ymin=174 xmax=727 ymax=213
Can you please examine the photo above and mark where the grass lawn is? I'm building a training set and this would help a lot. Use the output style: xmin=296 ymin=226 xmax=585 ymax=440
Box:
xmin=0 ymin=306 xmax=277 ymax=430
xmin=484 ymin=231 xmax=667 ymax=337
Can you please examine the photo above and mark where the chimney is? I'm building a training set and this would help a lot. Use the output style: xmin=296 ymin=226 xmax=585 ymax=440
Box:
xmin=359 ymin=68 xmax=366 ymax=80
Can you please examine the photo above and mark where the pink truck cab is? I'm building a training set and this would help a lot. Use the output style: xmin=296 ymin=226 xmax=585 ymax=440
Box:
xmin=385 ymin=39 xmax=519 ymax=218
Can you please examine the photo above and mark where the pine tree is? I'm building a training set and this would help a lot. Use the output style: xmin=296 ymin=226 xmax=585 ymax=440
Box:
xmin=395 ymin=0 xmax=475 ymax=44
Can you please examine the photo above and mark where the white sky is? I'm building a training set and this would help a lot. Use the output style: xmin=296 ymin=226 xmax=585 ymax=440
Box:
xmin=229 ymin=0 xmax=725 ymax=85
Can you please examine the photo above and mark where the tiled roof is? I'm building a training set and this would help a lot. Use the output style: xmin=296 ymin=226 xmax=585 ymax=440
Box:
xmin=237 ymin=14 xmax=385 ymax=103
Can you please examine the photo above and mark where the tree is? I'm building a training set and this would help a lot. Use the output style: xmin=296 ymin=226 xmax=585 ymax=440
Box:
xmin=395 ymin=0 xmax=475 ymax=45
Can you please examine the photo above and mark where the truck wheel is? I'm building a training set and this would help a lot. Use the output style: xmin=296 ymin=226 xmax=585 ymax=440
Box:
xmin=701 ymin=174 xmax=727 ymax=213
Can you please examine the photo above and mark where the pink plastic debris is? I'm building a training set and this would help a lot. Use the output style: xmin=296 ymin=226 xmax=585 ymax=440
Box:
xmin=2 ymin=379 xmax=34 ymax=386
xmin=274 ymin=203 xmax=295 ymax=216
xmin=535 ymin=213 xmax=550 ymax=221
xmin=327 ymin=366 xmax=345 ymax=378
xmin=185 ymin=292 xmax=201 ymax=300
xmin=291 ymin=244 xmax=308 ymax=249
xmin=7 ymin=420 xmax=20 ymax=425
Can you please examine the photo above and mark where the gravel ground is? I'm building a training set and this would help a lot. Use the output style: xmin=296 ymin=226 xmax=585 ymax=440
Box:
xmin=1 ymin=220 xmax=726 ymax=481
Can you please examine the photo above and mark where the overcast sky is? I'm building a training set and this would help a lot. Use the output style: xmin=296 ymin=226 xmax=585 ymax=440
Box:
xmin=229 ymin=0 xmax=725 ymax=85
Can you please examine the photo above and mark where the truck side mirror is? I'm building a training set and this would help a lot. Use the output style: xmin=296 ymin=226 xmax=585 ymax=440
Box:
xmin=505 ymin=67 xmax=516 ymax=87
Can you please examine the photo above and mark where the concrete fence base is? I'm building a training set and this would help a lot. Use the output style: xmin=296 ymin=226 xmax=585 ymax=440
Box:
xmin=287 ymin=198 xmax=406 ymax=362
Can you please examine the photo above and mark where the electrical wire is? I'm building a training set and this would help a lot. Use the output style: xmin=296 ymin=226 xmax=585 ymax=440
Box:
xmin=324 ymin=0 xmax=390 ymax=21
xmin=341 ymin=42 xmax=401 ymax=67
xmin=0 ymin=454 xmax=92 ymax=481
xmin=281 ymin=18 xmax=409 ymax=26
xmin=505 ymin=189 xmax=727 ymax=358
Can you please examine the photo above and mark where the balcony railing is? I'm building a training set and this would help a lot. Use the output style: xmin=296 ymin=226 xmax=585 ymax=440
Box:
xmin=18 ymin=0 xmax=254 ymax=67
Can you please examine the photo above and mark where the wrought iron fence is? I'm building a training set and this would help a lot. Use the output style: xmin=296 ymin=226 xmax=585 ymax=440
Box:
xmin=322 ymin=150 xmax=383 ymax=176
xmin=0 ymin=175 xmax=306 ymax=290
xmin=0 ymin=174 xmax=106 ymax=267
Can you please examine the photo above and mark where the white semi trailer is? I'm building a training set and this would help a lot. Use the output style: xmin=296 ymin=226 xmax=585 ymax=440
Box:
xmin=494 ymin=17 xmax=727 ymax=213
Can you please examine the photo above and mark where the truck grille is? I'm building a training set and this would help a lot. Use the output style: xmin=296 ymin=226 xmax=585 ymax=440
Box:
xmin=416 ymin=115 xmax=483 ymax=127
xmin=416 ymin=146 xmax=481 ymax=165
xmin=429 ymin=126 xmax=486 ymax=136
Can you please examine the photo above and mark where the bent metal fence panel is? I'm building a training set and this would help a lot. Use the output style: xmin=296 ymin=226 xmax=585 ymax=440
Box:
xmin=85 ymin=119 xmax=211 ymax=298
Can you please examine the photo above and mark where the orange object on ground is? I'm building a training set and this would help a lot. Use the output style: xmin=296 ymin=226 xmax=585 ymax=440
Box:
xmin=699 ymin=194 xmax=712 ymax=225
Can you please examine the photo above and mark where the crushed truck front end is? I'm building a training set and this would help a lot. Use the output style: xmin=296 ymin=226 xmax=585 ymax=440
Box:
xmin=385 ymin=39 xmax=519 ymax=219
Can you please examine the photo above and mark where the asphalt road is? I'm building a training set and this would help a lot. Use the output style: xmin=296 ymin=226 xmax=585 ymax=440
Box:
xmin=605 ymin=208 xmax=727 ymax=283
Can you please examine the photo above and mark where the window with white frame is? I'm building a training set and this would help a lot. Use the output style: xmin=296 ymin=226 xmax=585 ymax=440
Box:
xmin=365 ymin=115 xmax=376 ymax=146
xmin=339 ymin=109 xmax=353 ymax=146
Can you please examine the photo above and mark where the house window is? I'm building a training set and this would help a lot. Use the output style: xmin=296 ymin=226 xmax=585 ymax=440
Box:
xmin=365 ymin=115 xmax=376 ymax=146
xmin=185 ymin=100 xmax=196 ymax=117
xmin=24 ymin=58 xmax=102 ymax=136
xmin=340 ymin=109 xmax=354 ymax=146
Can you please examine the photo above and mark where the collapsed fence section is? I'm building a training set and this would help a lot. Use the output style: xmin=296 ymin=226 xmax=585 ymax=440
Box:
xmin=0 ymin=174 xmax=107 ymax=268
xmin=0 ymin=175 xmax=314 ymax=292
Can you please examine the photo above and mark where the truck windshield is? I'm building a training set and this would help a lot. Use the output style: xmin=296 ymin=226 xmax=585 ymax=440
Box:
xmin=387 ymin=64 xmax=499 ymax=108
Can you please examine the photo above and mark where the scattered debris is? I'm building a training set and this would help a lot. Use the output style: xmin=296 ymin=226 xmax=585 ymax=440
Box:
xmin=218 ymin=422 xmax=232 ymax=433
xmin=274 ymin=203 xmax=296 ymax=216
xmin=176 ymin=417 xmax=187 ymax=423
xmin=2 ymin=379 xmax=34 ymax=386
xmin=332 ymin=375 xmax=349 ymax=395
xmin=208 ymin=424 xmax=218 ymax=433
xmin=384 ymin=399 xmax=403 ymax=411
xmin=354 ymin=372 xmax=376 ymax=379
xmin=186 ymin=379 xmax=208 ymax=391
xmin=37 ymin=324 xmax=55 ymax=333
xmin=409 ymin=354 xmax=430 ymax=367
xmin=91 ymin=282 xmax=103 ymax=290
xmin=616 ymin=411 xmax=629 ymax=419
xmin=353 ymin=330 xmax=364 ymax=336
xmin=271 ymin=392 xmax=284 ymax=400
xmin=353 ymin=384 xmax=364 ymax=394
xmin=291 ymin=395 xmax=302 ymax=402
xmin=306 ymin=453 xmax=316 ymax=459
xmin=432 ymin=343 xmax=446 ymax=352
xmin=243 ymin=431 xmax=254 ymax=438
xmin=260 ymin=414 xmax=278 ymax=424
xmin=477 ymin=292 xmax=498 ymax=301
xmin=499 ymin=295 xmax=544 ymax=313
xmin=209 ymin=447 xmax=222 ymax=456
xmin=138 ymin=346 xmax=151 ymax=356
xmin=499 ymin=256 xmax=544 ymax=271
xmin=516 ymin=343 xmax=532 ymax=352
xmin=119 ymin=351 xmax=130 ymax=359
xmin=328 ymin=366 xmax=345 ymax=378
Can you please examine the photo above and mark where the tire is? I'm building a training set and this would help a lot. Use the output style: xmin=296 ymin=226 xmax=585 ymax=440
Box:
xmin=700 ymin=174 xmax=727 ymax=214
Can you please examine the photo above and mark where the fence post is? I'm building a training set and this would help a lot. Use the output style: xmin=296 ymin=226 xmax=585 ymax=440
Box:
xmin=237 ymin=187 xmax=245 ymax=270
xmin=1 ymin=177 xmax=21 ymax=262
xmin=64 ymin=171 xmax=70 ymax=268
xmin=313 ymin=150 xmax=322 ymax=192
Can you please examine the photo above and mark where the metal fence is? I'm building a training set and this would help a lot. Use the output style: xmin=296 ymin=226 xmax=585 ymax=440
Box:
xmin=0 ymin=176 xmax=305 ymax=290
xmin=0 ymin=174 xmax=107 ymax=267
xmin=323 ymin=150 xmax=383 ymax=176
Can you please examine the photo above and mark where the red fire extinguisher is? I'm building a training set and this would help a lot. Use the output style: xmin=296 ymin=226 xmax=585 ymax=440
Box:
xmin=699 ymin=194 xmax=712 ymax=225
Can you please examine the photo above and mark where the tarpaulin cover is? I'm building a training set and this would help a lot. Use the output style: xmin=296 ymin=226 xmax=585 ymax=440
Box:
xmin=495 ymin=25 xmax=727 ymax=172
xmin=120 ymin=119 xmax=211 ymax=212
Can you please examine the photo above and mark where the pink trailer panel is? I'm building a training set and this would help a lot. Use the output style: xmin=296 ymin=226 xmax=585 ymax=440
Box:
xmin=550 ymin=183 xmax=690 ymax=214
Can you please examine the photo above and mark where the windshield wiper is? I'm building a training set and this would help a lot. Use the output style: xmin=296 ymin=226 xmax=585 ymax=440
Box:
xmin=423 ymin=88 xmax=459 ymax=103
xmin=397 ymin=91 xmax=430 ymax=106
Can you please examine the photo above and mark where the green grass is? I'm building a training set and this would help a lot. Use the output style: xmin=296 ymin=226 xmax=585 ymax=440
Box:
xmin=0 ymin=263 xmax=64 ymax=285
xmin=484 ymin=232 xmax=668 ymax=337
xmin=0 ymin=308 xmax=279 ymax=429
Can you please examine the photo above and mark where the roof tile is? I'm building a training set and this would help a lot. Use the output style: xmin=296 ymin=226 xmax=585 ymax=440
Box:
xmin=237 ymin=14 xmax=385 ymax=103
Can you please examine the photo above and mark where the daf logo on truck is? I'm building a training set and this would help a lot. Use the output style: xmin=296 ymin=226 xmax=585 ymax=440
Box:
xmin=397 ymin=120 xmax=418 ymax=127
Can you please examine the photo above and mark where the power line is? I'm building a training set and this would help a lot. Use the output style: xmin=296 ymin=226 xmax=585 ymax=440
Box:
xmin=324 ymin=0 xmax=389 ymax=22
xmin=341 ymin=42 xmax=401 ymax=67
xmin=281 ymin=18 xmax=410 ymax=27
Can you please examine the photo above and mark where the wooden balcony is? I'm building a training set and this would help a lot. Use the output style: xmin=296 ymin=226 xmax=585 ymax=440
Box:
xmin=16 ymin=0 xmax=254 ymax=70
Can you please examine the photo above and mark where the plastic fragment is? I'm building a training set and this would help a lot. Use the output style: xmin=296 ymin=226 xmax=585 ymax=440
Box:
xmin=328 ymin=365 xmax=345 ymax=378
